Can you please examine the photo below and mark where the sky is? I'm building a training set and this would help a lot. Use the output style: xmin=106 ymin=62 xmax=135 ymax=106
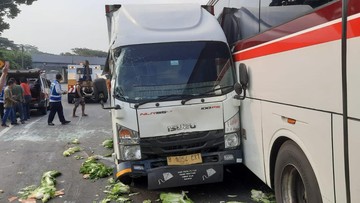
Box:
xmin=2 ymin=0 xmax=208 ymax=55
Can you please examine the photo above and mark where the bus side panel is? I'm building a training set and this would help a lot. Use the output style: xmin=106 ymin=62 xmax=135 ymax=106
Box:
xmin=261 ymin=102 xmax=334 ymax=203
xmin=332 ymin=115 xmax=346 ymax=203
xmin=347 ymin=12 xmax=360 ymax=202
xmin=241 ymin=99 xmax=266 ymax=183
xmin=348 ymin=120 xmax=360 ymax=202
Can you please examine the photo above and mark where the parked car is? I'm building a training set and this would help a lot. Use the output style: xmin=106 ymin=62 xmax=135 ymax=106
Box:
xmin=5 ymin=69 xmax=50 ymax=115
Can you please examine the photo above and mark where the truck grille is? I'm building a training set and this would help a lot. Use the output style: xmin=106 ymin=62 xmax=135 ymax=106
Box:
xmin=140 ymin=130 xmax=224 ymax=158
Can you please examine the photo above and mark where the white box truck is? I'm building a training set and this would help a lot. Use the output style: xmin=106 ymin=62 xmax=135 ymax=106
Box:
xmin=96 ymin=3 xmax=248 ymax=189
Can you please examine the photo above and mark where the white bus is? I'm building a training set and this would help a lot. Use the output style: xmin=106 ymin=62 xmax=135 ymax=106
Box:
xmin=211 ymin=0 xmax=360 ymax=202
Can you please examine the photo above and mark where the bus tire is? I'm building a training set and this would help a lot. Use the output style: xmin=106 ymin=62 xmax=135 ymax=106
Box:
xmin=274 ymin=140 xmax=322 ymax=203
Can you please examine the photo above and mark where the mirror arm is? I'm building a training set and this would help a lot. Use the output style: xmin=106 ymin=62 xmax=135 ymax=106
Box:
xmin=101 ymin=100 xmax=121 ymax=110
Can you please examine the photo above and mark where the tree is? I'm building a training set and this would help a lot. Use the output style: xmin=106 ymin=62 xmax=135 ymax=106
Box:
xmin=0 ymin=0 xmax=38 ymax=34
xmin=60 ymin=48 xmax=107 ymax=57
xmin=0 ymin=49 xmax=32 ymax=69
xmin=0 ymin=37 xmax=17 ymax=50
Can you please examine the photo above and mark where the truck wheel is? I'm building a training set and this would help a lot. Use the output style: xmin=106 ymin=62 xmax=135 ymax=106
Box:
xmin=274 ymin=140 xmax=322 ymax=203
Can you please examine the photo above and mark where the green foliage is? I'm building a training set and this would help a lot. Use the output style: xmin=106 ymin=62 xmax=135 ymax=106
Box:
xmin=102 ymin=139 xmax=113 ymax=149
xmin=17 ymin=170 xmax=61 ymax=203
xmin=80 ymin=156 xmax=113 ymax=179
xmin=0 ymin=37 xmax=17 ymax=50
xmin=0 ymin=48 xmax=32 ymax=69
xmin=0 ymin=0 xmax=38 ymax=34
xmin=61 ymin=48 xmax=107 ymax=57
xmin=251 ymin=189 xmax=276 ymax=203
xmin=159 ymin=191 xmax=194 ymax=203
xmin=101 ymin=178 xmax=131 ymax=203
xmin=63 ymin=146 xmax=82 ymax=157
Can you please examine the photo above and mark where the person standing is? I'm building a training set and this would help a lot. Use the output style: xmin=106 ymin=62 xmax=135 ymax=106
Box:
xmin=10 ymin=78 xmax=25 ymax=124
xmin=47 ymin=73 xmax=70 ymax=126
xmin=72 ymin=78 xmax=88 ymax=117
xmin=0 ymin=60 xmax=9 ymax=90
xmin=82 ymin=60 xmax=92 ymax=81
xmin=0 ymin=61 xmax=9 ymax=119
xmin=20 ymin=77 xmax=31 ymax=120
xmin=2 ymin=80 xmax=17 ymax=127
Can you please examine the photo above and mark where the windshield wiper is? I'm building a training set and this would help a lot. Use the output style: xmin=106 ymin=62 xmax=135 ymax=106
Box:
xmin=181 ymin=85 xmax=233 ymax=105
xmin=134 ymin=94 xmax=194 ymax=109
xmin=114 ymin=86 xmax=127 ymax=101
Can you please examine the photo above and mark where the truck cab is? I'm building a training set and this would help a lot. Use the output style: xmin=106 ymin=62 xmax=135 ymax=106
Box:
xmin=103 ymin=3 xmax=246 ymax=189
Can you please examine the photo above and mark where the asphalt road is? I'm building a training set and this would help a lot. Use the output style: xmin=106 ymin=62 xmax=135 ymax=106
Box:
xmin=0 ymin=92 xmax=273 ymax=203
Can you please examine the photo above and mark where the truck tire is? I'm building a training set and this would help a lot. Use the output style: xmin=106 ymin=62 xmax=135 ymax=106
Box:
xmin=93 ymin=78 xmax=108 ymax=103
xmin=274 ymin=140 xmax=322 ymax=203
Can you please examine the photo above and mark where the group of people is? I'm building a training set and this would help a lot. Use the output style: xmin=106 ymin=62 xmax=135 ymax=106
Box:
xmin=0 ymin=63 xmax=32 ymax=127
xmin=0 ymin=61 xmax=88 ymax=127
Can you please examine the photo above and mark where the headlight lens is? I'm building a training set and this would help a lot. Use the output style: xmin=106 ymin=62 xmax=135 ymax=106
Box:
xmin=120 ymin=145 xmax=141 ymax=160
xmin=224 ymin=133 xmax=240 ymax=148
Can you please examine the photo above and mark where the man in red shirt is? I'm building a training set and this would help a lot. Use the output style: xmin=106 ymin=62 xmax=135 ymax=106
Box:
xmin=20 ymin=77 xmax=32 ymax=120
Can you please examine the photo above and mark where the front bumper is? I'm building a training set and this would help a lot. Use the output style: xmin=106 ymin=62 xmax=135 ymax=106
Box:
xmin=115 ymin=149 xmax=242 ymax=189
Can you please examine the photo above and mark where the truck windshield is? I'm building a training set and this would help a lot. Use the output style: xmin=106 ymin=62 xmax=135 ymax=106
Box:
xmin=114 ymin=41 xmax=235 ymax=103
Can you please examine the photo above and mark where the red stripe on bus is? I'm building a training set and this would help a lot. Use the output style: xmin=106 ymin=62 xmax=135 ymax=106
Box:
xmin=234 ymin=16 xmax=360 ymax=62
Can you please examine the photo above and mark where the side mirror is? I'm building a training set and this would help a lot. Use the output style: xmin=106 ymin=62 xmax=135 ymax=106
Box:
xmin=234 ymin=82 xmax=242 ymax=95
xmin=237 ymin=63 xmax=249 ymax=100
xmin=239 ymin=63 xmax=249 ymax=89
xmin=93 ymin=78 xmax=108 ymax=102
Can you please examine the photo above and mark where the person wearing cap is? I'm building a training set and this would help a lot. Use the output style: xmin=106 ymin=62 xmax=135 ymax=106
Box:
xmin=72 ymin=78 xmax=88 ymax=117
xmin=47 ymin=73 xmax=70 ymax=126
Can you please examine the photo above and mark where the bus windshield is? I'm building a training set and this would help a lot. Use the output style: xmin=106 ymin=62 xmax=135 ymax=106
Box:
xmin=113 ymin=41 xmax=235 ymax=103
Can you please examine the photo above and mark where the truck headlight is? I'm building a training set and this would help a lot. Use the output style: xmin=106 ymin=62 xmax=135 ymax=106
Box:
xmin=120 ymin=145 xmax=141 ymax=160
xmin=117 ymin=124 xmax=139 ymax=144
xmin=224 ymin=133 xmax=240 ymax=148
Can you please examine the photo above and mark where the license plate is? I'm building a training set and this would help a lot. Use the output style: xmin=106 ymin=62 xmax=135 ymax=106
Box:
xmin=167 ymin=153 xmax=202 ymax=166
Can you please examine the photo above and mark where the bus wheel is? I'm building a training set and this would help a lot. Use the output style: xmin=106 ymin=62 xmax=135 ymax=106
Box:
xmin=274 ymin=140 xmax=322 ymax=203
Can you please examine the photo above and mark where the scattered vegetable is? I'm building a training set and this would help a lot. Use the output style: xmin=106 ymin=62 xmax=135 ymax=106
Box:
xmin=143 ymin=200 xmax=151 ymax=203
xmin=100 ymin=178 xmax=131 ymax=203
xmin=251 ymin=189 xmax=275 ymax=203
xmin=63 ymin=146 xmax=81 ymax=157
xmin=159 ymin=191 xmax=194 ymax=203
xmin=71 ymin=138 xmax=80 ymax=144
xmin=102 ymin=139 xmax=113 ymax=149
xmin=79 ymin=156 xmax=113 ymax=179
xmin=18 ymin=170 xmax=62 ymax=203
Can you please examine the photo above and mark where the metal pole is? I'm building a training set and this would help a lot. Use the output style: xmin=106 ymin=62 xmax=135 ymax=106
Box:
xmin=21 ymin=45 xmax=24 ymax=69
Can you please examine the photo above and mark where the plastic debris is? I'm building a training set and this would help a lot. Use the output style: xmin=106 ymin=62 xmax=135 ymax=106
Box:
xmin=159 ymin=191 xmax=194 ymax=203
xmin=63 ymin=146 xmax=81 ymax=157
xmin=79 ymin=156 xmax=113 ymax=179
xmin=17 ymin=170 xmax=62 ymax=203
xmin=102 ymin=139 xmax=113 ymax=149
xmin=251 ymin=189 xmax=275 ymax=203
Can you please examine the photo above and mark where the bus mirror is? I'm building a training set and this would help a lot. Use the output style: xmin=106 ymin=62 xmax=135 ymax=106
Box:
xmin=234 ymin=82 xmax=242 ymax=95
xmin=239 ymin=63 xmax=249 ymax=89
xmin=93 ymin=78 xmax=109 ymax=102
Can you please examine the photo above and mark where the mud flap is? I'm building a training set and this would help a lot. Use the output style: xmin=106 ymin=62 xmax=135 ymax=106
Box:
xmin=147 ymin=164 xmax=223 ymax=190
